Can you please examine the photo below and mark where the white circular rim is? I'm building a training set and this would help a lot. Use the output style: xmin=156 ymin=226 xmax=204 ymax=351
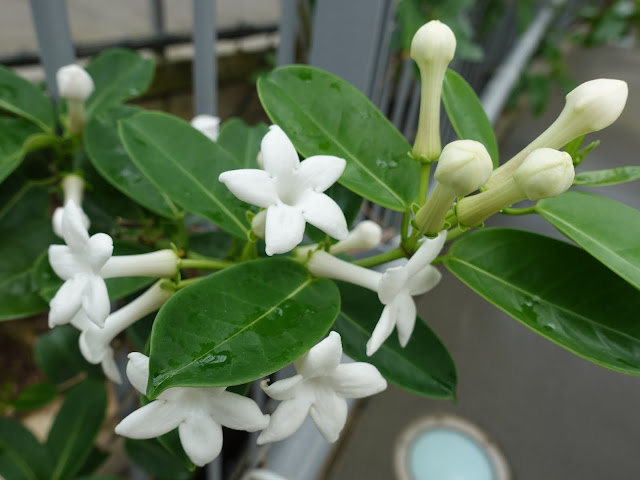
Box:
xmin=393 ymin=413 xmax=511 ymax=480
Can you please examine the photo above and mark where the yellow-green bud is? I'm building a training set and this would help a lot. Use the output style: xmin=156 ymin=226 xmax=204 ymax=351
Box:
xmin=410 ymin=20 xmax=456 ymax=162
xmin=485 ymin=78 xmax=627 ymax=189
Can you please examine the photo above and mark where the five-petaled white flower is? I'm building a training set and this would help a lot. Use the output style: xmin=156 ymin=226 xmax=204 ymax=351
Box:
xmin=115 ymin=353 xmax=270 ymax=467
xmin=48 ymin=200 xmax=113 ymax=328
xmin=257 ymin=331 xmax=387 ymax=444
xmin=367 ymin=231 xmax=446 ymax=356
xmin=219 ymin=125 xmax=349 ymax=255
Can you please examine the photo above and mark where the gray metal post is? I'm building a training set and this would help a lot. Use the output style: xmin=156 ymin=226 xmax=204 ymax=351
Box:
xmin=277 ymin=0 xmax=298 ymax=66
xmin=28 ymin=0 xmax=76 ymax=99
xmin=192 ymin=0 xmax=217 ymax=116
xmin=150 ymin=0 xmax=165 ymax=36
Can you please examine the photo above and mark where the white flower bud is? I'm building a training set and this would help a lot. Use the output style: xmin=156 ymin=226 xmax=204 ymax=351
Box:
xmin=410 ymin=21 xmax=457 ymax=162
xmin=513 ymin=148 xmax=574 ymax=201
xmin=100 ymin=249 xmax=180 ymax=279
xmin=251 ymin=210 xmax=266 ymax=238
xmin=485 ymin=78 xmax=627 ymax=189
xmin=56 ymin=64 xmax=94 ymax=101
xmin=330 ymin=220 xmax=383 ymax=254
xmin=191 ymin=114 xmax=220 ymax=141
xmin=434 ymin=140 xmax=493 ymax=196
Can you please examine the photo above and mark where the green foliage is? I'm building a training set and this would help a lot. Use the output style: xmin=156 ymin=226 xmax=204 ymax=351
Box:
xmin=258 ymin=66 xmax=420 ymax=211
xmin=573 ymin=166 xmax=640 ymax=187
xmin=12 ymin=381 xmax=57 ymax=411
xmin=445 ymin=228 xmax=640 ymax=376
xmin=0 ymin=65 xmax=55 ymax=132
xmin=0 ymin=117 xmax=50 ymax=183
xmin=125 ymin=438 xmax=194 ymax=480
xmin=0 ymin=418 xmax=53 ymax=480
xmin=216 ymin=118 xmax=269 ymax=169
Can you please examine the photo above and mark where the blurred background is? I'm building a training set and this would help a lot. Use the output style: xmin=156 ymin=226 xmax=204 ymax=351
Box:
xmin=1 ymin=0 xmax=639 ymax=479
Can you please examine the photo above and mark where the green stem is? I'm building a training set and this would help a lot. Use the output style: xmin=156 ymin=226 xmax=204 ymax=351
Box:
xmin=445 ymin=226 xmax=467 ymax=243
xmin=179 ymin=258 xmax=235 ymax=270
xmin=401 ymin=211 xmax=410 ymax=243
xmin=416 ymin=163 xmax=432 ymax=206
xmin=175 ymin=276 xmax=205 ymax=290
xmin=501 ymin=206 xmax=536 ymax=216
xmin=353 ymin=247 xmax=406 ymax=268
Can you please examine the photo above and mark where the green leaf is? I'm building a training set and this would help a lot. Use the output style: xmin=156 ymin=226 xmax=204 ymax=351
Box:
xmin=334 ymin=281 xmax=457 ymax=398
xmin=216 ymin=118 xmax=269 ymax=168
xmin=188 ymin=231 xmax=233 ymax=259
xmin=73 ymin=477 xmax=124 ymax=480
xmin=0 ymin=188 xmax=56 ymax=321
xmin=46 ymin=380 xmax=107 ymax=480
xmin=0 ymin=418 xmax=53 ymax=480
xmin=120 ymin=111 xmax=251 ymax=239
xmin=125 ymin=438 xmax=193 ymax=480
xmin=444 ymin=228 xmax=640 ymax=376
xmin=442 ymin=69 xmax=499 ymax=168
xmin=13 ymin=381 xmax=57 ymax=411
xmin=85 ymin=49 xmax=154 ymax=117
xmin=73 ymin=447 xmax=108 ymax=478
xmin=0 ymin=65 xmax=55 ymax=132
xmin=33 ymin=242 xmax=155 ymax=302
xmin=148 ymin=258 xmax=339 ymax=397
xmin=34 ymin=327 xmax=103 ymax=385
xmin=258 ymin=66 xmax=419 ymax=211
xmin=85 ymin=105 xmax=180 ymax=218
xmin=0 ymin=116 xmax=48 ymax=183
xmin=536 ymin=191 xmax=640 ymax=289
xmin=573 ymin=166 xmax=640 ymax=187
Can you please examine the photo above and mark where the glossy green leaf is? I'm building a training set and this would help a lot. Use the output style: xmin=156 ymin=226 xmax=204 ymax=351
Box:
xmin=34 ymin=327 xmax=103 ymax=385
xmin=85 ymin=105 xmax=180 ymax=218
xmin=258 ymin=66 xmax=419 ymax=211
xmin=73 ymin=476 xmax=123 ymax=480
xmin=0 ymin=65 xmax=55 ymax=132
xmin=216 ymin=118 xmax=268 ymax=168
xmin=148 ymin=258 xmax=339 ymax=397
xmin=536 ymin=191 xmax=640 ymax=289
xmin=188 ymin=231 xmax=233 ymax=259
xmin=0 ymin=418 xmax=53 ymax=480
xmin=334 ymin=282 xmax=457 ymax=398
xmin=33 ymin=242 xmax=155 ymax=302
xmin=442 ymin=69 xmax=499 ymax=168
xmin=573 ymin=166 xmax=640 ymax=186
xmin=125 ymin=439 xmax=193 ymax=480
xmin=46 ymin=380 xmax=107 ymax=480
xmin=0 ymin=188 xmax=56 ymax=321
xmin=120 ymin=112 xmax=251 ymax=239
xmin=445 ymin=228 xmax=640 ymax=376
xmin=0 ymin=116 xmax=47 ymax=183
xmin=73 ymin=447 xmax=108 ymax=478
xmin=13 ymin=381 xmax=57 ymax=411
xmin=85 ymin=49 xmax=154 ymax=117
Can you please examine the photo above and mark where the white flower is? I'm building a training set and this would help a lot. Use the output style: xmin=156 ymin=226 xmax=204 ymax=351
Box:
xmin=115 ymin=353 xmax=269 ymax=467
xmin=191 ymin=114 xmax=220 ymax=141
xmin=257 ymin=332 xmax=386 ymax=444
xmin=52 ymin=174 xmax=90 ymax=238
xmin=56 ymin=64 xmax=94 ymax=134
xmin=367 ymin=232 xmax=446 ymax=356
xmin=48 ymin=200 xmax=113 ymax=328
xmin=219 ymin=126 xmax=348 ymax=255
xmin=79 ymin=281 xmax=173 ymax=383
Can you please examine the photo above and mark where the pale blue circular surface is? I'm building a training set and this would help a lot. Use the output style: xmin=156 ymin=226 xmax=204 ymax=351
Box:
xmin=408 ymin=427 xmax=496 ymax=480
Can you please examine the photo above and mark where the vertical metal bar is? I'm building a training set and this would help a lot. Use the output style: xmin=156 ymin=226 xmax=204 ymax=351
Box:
xmin=369 ymin=0 xmax=396 ymax=104
xmin=28 ymin=0 xmax=75 ymax=99
xmin=192 ymin=0 xmax=217 ymax=116
xmin=390 ymin=58 xmax=414 ymax=128
xmin=277 ymin=0 xmax=298 ymax=66
xmin=150 ymin=0 xmax=165 ymax=36
xmin=403 ymin=82 xmax=421 ymax=141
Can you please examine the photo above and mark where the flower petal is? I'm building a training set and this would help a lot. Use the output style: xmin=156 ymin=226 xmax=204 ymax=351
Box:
xmin=308 ymin=384 xmax=348 ymax=443
xmin=87 ymin=233 xmax=113 ymax=271
xmin=260 ymin=375 xmax=304 ymax=401
xmin=79 ymin=326 xmax=108 ymax=364
xmin=208 ymin=390 xmax=269 ymax=431
xmin=52 ymin=207 xmax=64 ymax=238
xmin=405 ymin=231 xmax=446 ymax=278
xmin=115 ymin=400 xmax=185 ymax=439
xmin=297 ymin=155 xmax=346 ymax=192
xmin=179 ymin=413 xmax=223 ymax=467
xmin=82 ymin=275 xmax=110 ymax=327
xmin=218 ymin=169 xmax=279 ymax=208
xmin=61 ymin=200 xmax=90 ymax=251
xmin=69 ymin=310 xmax=92 ymax=330
xmin=366 ymin=304 xmax=396 ymax=356
xmin=256 ymin=393 xmax=313 ymax=444
xmin=407 ymin=265 xmax=442 ymax=296
xmin=327 ymin=363 xmax=387 ymax=398
xmin=391 ymin=293 xmax=416 ymax=348
xmin=126 ymin=352 xmax=150 ymax=394
xmin=298 ymin=191 xmax=348 ymax=241
xmin=261 ymin=126 xmax=300 ymax=181
xmin=264 ymin=203 xmax=305 ymax=255
xmin=101 ymin=352 xmax=123 ymax=384
xmin=48 ymin=276 xmax=85 ymax=327
xmin=377 ymin=266 xmax=408 ymax=305
xmin=294 ymin=332 xmax=343 ymax=378
xmin=49 ymin=245 xmax=85 ymax=280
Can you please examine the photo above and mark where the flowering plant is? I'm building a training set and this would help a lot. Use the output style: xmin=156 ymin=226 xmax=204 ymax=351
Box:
xmin=0 ymin=20 xmax=639 ymax=479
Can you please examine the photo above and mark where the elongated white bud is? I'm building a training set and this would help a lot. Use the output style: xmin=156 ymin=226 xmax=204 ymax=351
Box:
xmin=100 ymin=249 xmax=179 ymax=279
xmin=330 ymin=221 xmax=382 ymax=254
xmin=410 ymin=21 xmax=456 ymax=162
xmin=307 ymin=250 xmax=382 ymax=292
xmin=485 ymin=79 xmax=627 ymax=189
xmin=52 ymin=174 xmax=90 ymax=237
xmin=57 ymin=64 xmax=94 ymax=134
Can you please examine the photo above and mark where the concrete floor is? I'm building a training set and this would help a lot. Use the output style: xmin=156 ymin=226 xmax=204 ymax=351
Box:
xmin=326 ymin=45 xmax=640 ymax=480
